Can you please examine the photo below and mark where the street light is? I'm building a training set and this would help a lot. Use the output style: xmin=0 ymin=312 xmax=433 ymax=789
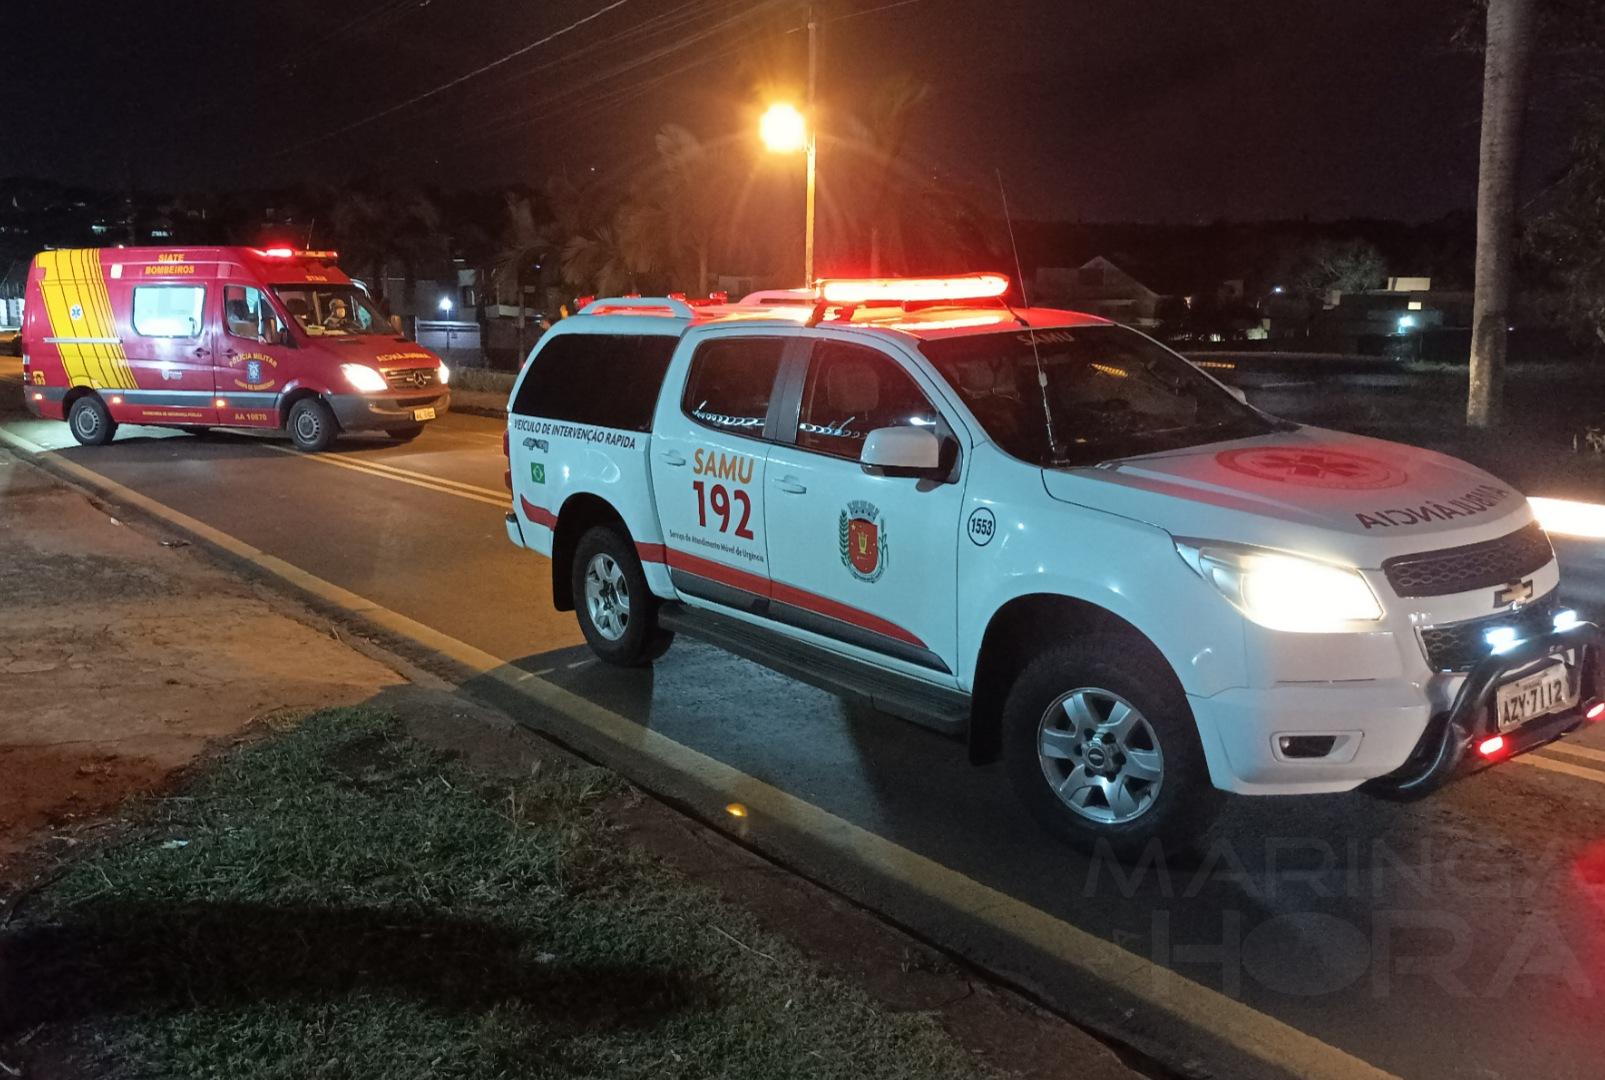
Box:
xmin=439 ymin=296 xmax=455 ymax=355
xmin=761 ymin=101 xmax=817 ymax=284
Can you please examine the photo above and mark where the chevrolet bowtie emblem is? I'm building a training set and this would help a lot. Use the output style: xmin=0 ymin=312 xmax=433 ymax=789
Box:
xmin=1494 ymin=579 xmax=1534 ymax=608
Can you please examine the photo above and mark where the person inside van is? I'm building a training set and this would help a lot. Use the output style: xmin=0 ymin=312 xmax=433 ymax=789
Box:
xmin=323 ymin=298 xmax=355 ymax=332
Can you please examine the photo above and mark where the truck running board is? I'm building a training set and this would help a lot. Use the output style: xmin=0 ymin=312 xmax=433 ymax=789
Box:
xmin=657 ymin=602 xmax=971 ymax=737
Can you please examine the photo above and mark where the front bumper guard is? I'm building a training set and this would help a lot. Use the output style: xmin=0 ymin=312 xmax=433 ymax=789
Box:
xmin=1370 ymin=621 xmax=1603 ymax=798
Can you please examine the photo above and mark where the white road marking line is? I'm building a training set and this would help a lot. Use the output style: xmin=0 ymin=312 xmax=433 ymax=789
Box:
xmin=265 ymin=444 xmax=506 ymax=500
xmin=2 ymin=432 xmax=1404 ymax=1080
xmin=262 ymin=446 xmax=507 ymax=508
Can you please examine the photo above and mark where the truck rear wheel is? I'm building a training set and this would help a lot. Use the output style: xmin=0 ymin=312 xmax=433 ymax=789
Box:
xmin=1002 ymin=637 xmax=1224 ymax=860
xmin=287 ymin=398 xmax=338 ymax=453
xmin=68 ymin=395 xmax=117 ymax=446
xmin=571 ymin=525 xmax=672 ymax=667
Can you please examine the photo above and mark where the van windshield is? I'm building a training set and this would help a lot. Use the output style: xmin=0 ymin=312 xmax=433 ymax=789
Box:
xmin=271 ymin=286 xmax=394 ymax=338
xmin=919 ymin=325 xmax=1279 ymax=468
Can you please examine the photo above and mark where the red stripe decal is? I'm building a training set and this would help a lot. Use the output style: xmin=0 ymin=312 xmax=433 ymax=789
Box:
xmin=769 ymin=579 xmax=925 ymax=647
xmin=643 ymin=544 xmax=926 ymax=649
xmin=520 ymin=496 xmax=557 ymax=529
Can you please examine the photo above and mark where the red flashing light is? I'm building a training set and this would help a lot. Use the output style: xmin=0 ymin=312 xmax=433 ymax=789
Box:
xmin=817 ymin=273 xmax=1011 ymax=306
xmin=258 ymin=247 xmax=296 ymax=258
xmin=1588 ymin=701 xmax=1605 ymax=722
xmin=1477 ymin=735 xmax=1506 ymax=758
xmin=587 ymin=304 xmax=680 ymax=317
xmin=254 ymin=247 xmax=339 ymax=261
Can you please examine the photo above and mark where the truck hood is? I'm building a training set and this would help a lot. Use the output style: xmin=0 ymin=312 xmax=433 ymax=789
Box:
xmin=1040 ymin=426 xmax=1535 ymax=567
xmin=315 ymin=337 xmax=442 ymax=373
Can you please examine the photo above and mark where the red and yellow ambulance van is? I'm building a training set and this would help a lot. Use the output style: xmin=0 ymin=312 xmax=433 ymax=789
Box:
xmin=19 ymin=246 xmax=451 ymax=451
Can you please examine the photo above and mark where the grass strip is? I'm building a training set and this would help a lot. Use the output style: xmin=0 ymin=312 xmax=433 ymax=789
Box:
xmin=0 ymin=709 xmax=995 ymax=1080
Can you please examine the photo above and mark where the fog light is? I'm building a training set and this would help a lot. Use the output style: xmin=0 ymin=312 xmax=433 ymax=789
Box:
xmin=1477 ymin=735 xmax=1506 ymax=758
xmin=1277 ymin=735 xmax=1338 ymax=759
xmin=1554 ymin=609 xmax=1580 ymax=631
xmin=1485 ymin=627 xmax=1519 ymax=653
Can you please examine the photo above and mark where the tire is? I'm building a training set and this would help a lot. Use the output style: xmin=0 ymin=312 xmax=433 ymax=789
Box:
xmin=1002 ymin=637 xmax=1224 ymax=860
xmin=287 ymin=398 xmax=338 ymax=452
xmin=385 ymin=423 xmax=426 ymax=442
xmin=571 ymin=525 xmax=673 ymax=667
xmin=67 ymin=395 xmax=117 ymax=446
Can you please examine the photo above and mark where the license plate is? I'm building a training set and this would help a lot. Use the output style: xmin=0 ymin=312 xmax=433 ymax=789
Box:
xmin=413 ymin=407 xmax=436 ymax=421
xmin=1494 ymin=661 xmax=1576 ymax=732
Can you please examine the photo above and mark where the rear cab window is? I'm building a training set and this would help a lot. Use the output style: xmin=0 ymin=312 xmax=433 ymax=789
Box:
xmin=512 ymin=332 xmax=678 ymax=431
xmin=680 ymin=337 xmax=789 ymax=439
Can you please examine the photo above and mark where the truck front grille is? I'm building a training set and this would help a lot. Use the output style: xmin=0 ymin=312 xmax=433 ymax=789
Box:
xmin=1382 ymin=522 xmax=1553 ymax=598
xmin=1417 ymin=592 xmax=1562 ymax=672
xmin=385 ymin=367 xmax=438 ymax=390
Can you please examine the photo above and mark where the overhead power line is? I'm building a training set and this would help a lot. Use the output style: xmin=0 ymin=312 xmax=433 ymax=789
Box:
xmin=275 ymin=0 xmax=635 ymax=157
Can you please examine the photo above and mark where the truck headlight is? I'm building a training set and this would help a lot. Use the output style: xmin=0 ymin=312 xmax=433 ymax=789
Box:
xmin=1174 ymin=539 xmax=1383 ymax=632
xmin=342 ymin=364 xmax=388 ymax=393
xmin=438 ymin=363 xmax=451 ymax=386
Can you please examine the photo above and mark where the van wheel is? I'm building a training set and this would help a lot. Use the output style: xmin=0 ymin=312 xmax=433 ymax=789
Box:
xmin=572 ymin=525 xmax=672 ymax=667
xmin=68 ymin=396 xmax=117 ymax=446
xmin=1002 ymin=637 xmax=1224 ymax=860
xmin=287 ymin=398 xmax=338 ymax=452
xmin=385 ymin=424 xmax=426 ymax=442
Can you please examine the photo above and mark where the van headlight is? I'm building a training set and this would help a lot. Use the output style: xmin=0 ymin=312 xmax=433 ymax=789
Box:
xmin=341 ymin=364 xmax=388 ymax=393
xmin=1174 ymin=539 xmax=1383 ymax=632
xmin=438 ymin=363 xmax=451 ymax=386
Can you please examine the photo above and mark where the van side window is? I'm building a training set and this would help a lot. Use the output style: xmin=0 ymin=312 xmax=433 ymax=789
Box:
xmin=131 ymin=286 xmax=205 ymax=338
xmin=682 ymin=338 xmax=787 ymax=438
xmin=223 ymin=285 xmax=287 ymax=343
xmin=794 ymin=342 xmax=941 ymax=460
xmin=510 ymin=333 xmax=677 ymax=432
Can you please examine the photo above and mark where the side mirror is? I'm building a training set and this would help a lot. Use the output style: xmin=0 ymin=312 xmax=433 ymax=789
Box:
xmin=261 ymin=319 xmax=282 ymax=346
xmin=390 ymin=314 xmax=407 ymax=338
xmin=861 ymin=426 xmax=942 ymax=478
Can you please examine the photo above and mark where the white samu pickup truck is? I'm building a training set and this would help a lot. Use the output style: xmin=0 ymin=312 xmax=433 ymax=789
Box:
xmin=502 ymin=275 xmax=1601 ymax=855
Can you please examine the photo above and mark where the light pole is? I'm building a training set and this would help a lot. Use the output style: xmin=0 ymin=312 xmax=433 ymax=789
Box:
xmin=439 ymin=295 xmax=454 ymax=356
xmin=759 ymin=3 xmax=818 ymax=284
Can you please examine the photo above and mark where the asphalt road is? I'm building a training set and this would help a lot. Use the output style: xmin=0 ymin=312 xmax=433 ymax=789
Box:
xmin=5 ymin=390 xmax=1605 ymax=1080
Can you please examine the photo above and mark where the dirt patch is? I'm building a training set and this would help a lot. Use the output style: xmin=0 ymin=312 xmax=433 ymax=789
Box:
xmin=0 ymin=449 xmax=402 ymax=883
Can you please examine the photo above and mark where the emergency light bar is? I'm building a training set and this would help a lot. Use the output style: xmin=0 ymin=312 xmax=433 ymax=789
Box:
xmin=254 ymin=248 xmax=340 ymax=261
xmin=815 ymin=273 xmax=1011 ymax=305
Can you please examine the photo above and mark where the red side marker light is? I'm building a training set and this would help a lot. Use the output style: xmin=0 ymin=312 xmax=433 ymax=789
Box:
xmin=1588 ymin=702 xmax=1605 ymax=722
xmin=1477 ymin=735 xmax=1506 ymax=758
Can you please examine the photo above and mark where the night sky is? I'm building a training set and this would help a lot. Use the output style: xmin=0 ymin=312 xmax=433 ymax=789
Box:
xmin=0 ymin=0 xmax=1574 ymax=222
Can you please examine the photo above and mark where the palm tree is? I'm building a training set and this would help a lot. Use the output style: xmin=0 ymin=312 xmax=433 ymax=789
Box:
xmin=1467 ymin=0 xmax=1539 ymax=428
xmin=620 ymin=125 xmax=734 ymax=295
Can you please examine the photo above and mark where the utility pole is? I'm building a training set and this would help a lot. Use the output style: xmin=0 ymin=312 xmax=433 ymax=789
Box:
xmin=1467 ymin=0 xmax=1537 ymax=428
xmin=804 ymin=2 xmax=818 ymax=285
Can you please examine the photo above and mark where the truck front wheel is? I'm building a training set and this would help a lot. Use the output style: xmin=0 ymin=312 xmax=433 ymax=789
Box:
xmin=571 ymin=526 xmax=673 ymax=666
xmin=287 ymin=398 xmax=338 ymax=452
xmin=1002 ymin=638 xmax=1224 ymax=859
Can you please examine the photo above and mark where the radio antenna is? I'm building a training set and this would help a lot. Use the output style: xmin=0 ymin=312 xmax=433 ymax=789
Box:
xmin=997 ymin=169 xmax=1060 ymax=459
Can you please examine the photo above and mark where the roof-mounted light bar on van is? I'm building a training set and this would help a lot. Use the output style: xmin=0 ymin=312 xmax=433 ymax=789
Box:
xmin=253 ymin=247 xmax=341 ymax=261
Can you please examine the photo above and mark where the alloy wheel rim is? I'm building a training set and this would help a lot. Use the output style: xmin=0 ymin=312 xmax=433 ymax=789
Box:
xmin=1036 ymin=687 xmax=1164 ymax=825
xmin=583 ymin=553 xmax=630 ymax=641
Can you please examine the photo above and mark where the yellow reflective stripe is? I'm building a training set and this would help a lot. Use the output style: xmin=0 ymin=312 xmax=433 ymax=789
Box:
xmin=34 ymin=249 xmax=134 ymax=389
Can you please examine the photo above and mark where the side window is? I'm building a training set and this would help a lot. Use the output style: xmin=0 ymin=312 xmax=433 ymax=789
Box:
xmin=131 ymin=286 xmax=205 ymax=338
xmin=795 ymin=342 xmax=940 ymax=459
xmin=223 ymin=285 xmax=287 ymax=342
xmin=510 ymin=333 xmax=678 ymax=432
xmin=681 ymin=337 xmax=787 ymax=438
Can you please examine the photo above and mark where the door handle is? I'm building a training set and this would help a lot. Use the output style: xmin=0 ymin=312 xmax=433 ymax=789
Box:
xmin=191 ymin=347 xmax=208 ymax=358
xmin=223 ymin=349 xmax=239 ymax=359
xmin=772 ymin=475 xmax=807 ymax=494
xmin=661 ymin=451 xmax=687 ymax=467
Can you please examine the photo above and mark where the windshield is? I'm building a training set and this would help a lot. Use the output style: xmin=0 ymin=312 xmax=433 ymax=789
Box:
xmin=920 ymin=325 xmax=1277 ymax=467
xmin=271 ymin=285 xmax=394 ymax=338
